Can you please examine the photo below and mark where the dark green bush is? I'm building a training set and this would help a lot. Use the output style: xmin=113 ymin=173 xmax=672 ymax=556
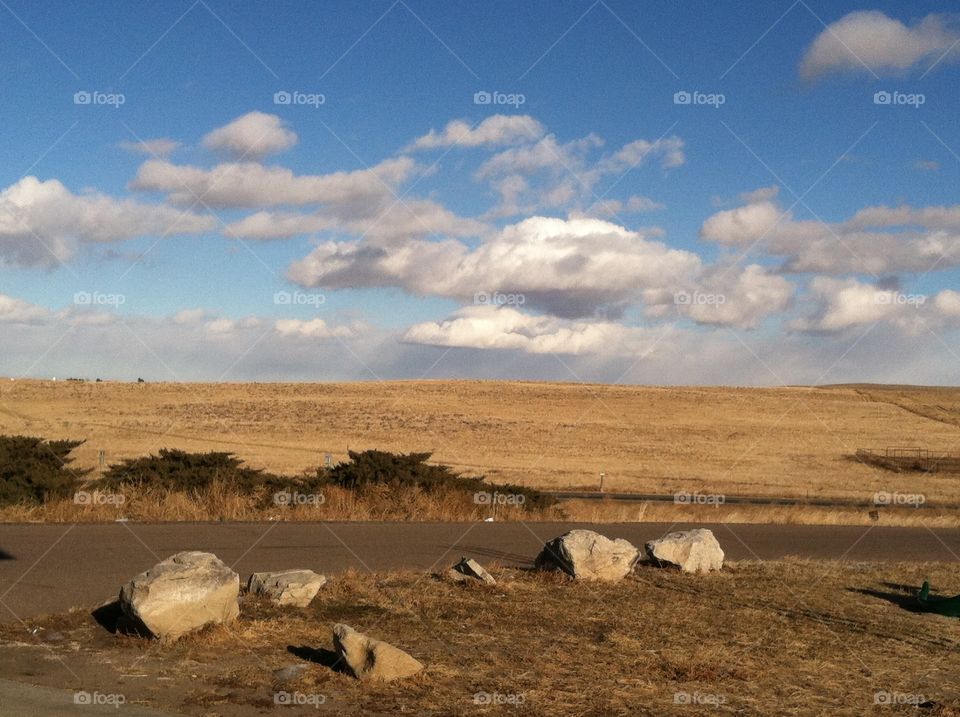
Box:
xmin=328 ymin=450 xmax=555 ymax=510
xmin=0 ymin=435 xmax=89 ymax=506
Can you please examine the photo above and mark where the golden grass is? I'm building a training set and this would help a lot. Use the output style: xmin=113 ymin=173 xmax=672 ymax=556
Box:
xmin=2 ymin=561 xmax=960 ymax=715
xmin=3 ymin=379 xmax=960 ymax=506
xmin=2 ymin=483 xmax=958 ymax=526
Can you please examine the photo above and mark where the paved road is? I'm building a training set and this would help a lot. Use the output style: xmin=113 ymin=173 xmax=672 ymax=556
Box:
xmin=1 ymin=521 xmax=959 ymax=621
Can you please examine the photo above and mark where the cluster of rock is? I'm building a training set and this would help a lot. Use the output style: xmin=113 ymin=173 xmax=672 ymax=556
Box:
xmin=113 ymin=526 xmax=723 ymax=682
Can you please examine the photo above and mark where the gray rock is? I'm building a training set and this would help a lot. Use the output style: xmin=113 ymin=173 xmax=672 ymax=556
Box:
xmin=535 ymin=529 xmax=639 ymax=581
xmin=645 ymin=529 xmax=724 ymax=573
xmin=273 ymin=664 xmax=309 ymax=683
xmin=247 ymin=569 xmax=326 ymax=607
xmin=119 ymin=551 xmax=239 ymax=641
xmin=332 ymin=624 xmax=424 ymax=682
xmin=446 ymin=557 xmax=496 ymax=585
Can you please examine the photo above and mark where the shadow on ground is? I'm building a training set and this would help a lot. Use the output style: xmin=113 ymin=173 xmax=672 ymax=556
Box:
xmin=848 ymin=582 xmax=923 ymax=612
xmin=287 ymin=645 xmax=348 ymax=674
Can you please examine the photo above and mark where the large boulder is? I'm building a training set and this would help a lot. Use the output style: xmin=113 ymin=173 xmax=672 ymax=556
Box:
xmin=332 ymin=624 xmax=424 ymax=682
xmin=119 ymin=551 xmax=239 ymax=640
xmin=645 ymin=529 xmax=724 ymax=573
xmin=534 ymin=529 xmax=639 ymax=581
xmin=446 ymin=557 xmax=496 ymax=586
xmin=247 ymin=569 xmax=326 ymax=607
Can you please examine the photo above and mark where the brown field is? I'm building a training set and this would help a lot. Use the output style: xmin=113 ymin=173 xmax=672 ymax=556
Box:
xmin=2 ymin=379 xmax=960 ymax=506
xmin=2 ymin=561 xmax=959 ymax=716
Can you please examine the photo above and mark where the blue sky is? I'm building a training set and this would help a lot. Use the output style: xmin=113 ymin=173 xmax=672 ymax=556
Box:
xmin=1 ymin=1 xmax=959 ymax=384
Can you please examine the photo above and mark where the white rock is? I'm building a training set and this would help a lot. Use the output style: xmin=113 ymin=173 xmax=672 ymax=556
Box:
xmin=332 ymin=624 xmax=424 ymax=681
xmin=446 ymin=557 xmax=496 ymax=585
xmin=535 ymin=529 xmax=639 ymax=581
xmin=119 ymin=551 xmax=239 ymax=640
xmin=247 ymin=569 xmax=326 ymax=607
xmin=645 ymin=529 xmax=724 ymax=573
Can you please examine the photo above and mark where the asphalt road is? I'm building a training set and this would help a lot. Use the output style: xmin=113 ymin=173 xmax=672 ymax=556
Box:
xmin=1 ymin=521 xmax=959 ymax=621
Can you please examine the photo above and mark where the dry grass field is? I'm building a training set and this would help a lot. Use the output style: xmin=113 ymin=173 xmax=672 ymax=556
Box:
xmin=1 ymin=560 xmax=959 ymax=716
xmin=2 ymin=379 xmax=960 ymax=506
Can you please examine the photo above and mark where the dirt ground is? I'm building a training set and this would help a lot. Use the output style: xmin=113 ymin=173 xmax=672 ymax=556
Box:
xmin=0 ymin=560 xmax=958 ymax=716
xmin=2 ymin=379 xmax=960 ymax=504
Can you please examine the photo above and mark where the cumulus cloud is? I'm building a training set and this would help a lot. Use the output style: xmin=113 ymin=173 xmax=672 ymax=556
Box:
xmin=118 ymin=138 xmax=181 ymax=158
xmin=131 ymin=156 xmax=415 ymax=209
xmin=202 ymin=111 xmax=298 ymax=159
xmin=800 ymin=11 xmax=960 ymax=80
xmin=226 ymin=198 xmax=486 ymax=243
xmin=288 ymin=215 xmax=701 ymax=319
xmin=700 ymin=188 xmax=960 ymax=275
xmin=791 ymin=276 xmax=960 ymax=334
xmin=402 ymin=305 xmax=665 ymax=355
xmin=274 ymin=318 xmax=361 ymax=339
xmin=644 ymin=264 xmax=794 ymax=330
xmin=0 ymin=294 xmax=48 ymax=323
xmin=0 ymin=176 xmax=216 ymax=267
xmin=407 ymin=115 xmax=546 ymax=151
xmin=476 ymin=134 xmax=684 ymax=217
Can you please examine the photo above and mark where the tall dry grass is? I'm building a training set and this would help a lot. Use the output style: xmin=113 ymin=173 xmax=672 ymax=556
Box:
xmin=3 ymin=485 xmax=959 ymax=526
xmin=0 ymin=481 xmax=557 ymax=523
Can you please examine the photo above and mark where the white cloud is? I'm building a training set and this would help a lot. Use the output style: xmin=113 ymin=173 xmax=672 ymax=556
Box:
xmin=226 ymin=198 xmax=485 ymax=243
xmin=800 ymin=11 xmax=960 ymax=80
xmin=131 ymin=156 xmax=415 ymax=209
xmin=700 ymin=189 xmax=960 ymax=275
xmin=476 ymin=134 xmax=684 ymax=217
xmin=0 ymin=176 xmax=216 ymax=267
xmin=118 ymin=138 xmax=181 ymax=158
xmin=201 ymin=111 xmax=298 ymax=159
xmin=173 ymin=308 xmax=207 ymax=325
xmin=288 ymin=215 xmax=701 ymax=318
xmin=790 ymin=276 xmax=960 ymax=334
xmin=274 ymin=318 xmax=360 ymax=339
xmin=402 ymin=305 xmax=663 ymax=355
xmin=0 ymin=294 xmax=48 ymax=323
xmin=407 ymin=115 xmax=545 ymax=151
xmin=644 ymin=264 xmax=794 ymax=330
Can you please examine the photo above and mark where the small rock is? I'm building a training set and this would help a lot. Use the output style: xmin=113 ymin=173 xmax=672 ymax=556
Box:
xmin=247 ymin=569 xmax=327 ymax=607
xmin=446 ymin=557 xmax=496 ymax=585
xmin=645 ymin=529 xmax=724 ymax=573
xmin=273 ymin=664 xmax=309 ymax=683
xmin=535 ymin=529 xmax=639 ymax=581
xmin=332 ymin=623 xmax=424 ymax=681
xmin=119 ymin=551 xmax=239 ymax=641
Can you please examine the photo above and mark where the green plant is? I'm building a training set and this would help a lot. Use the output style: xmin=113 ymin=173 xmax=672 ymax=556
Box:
xmin=328 ymin=450 xmax=555 ymax=509
xmin=0 ymin=435 xmax=89 ymax=506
